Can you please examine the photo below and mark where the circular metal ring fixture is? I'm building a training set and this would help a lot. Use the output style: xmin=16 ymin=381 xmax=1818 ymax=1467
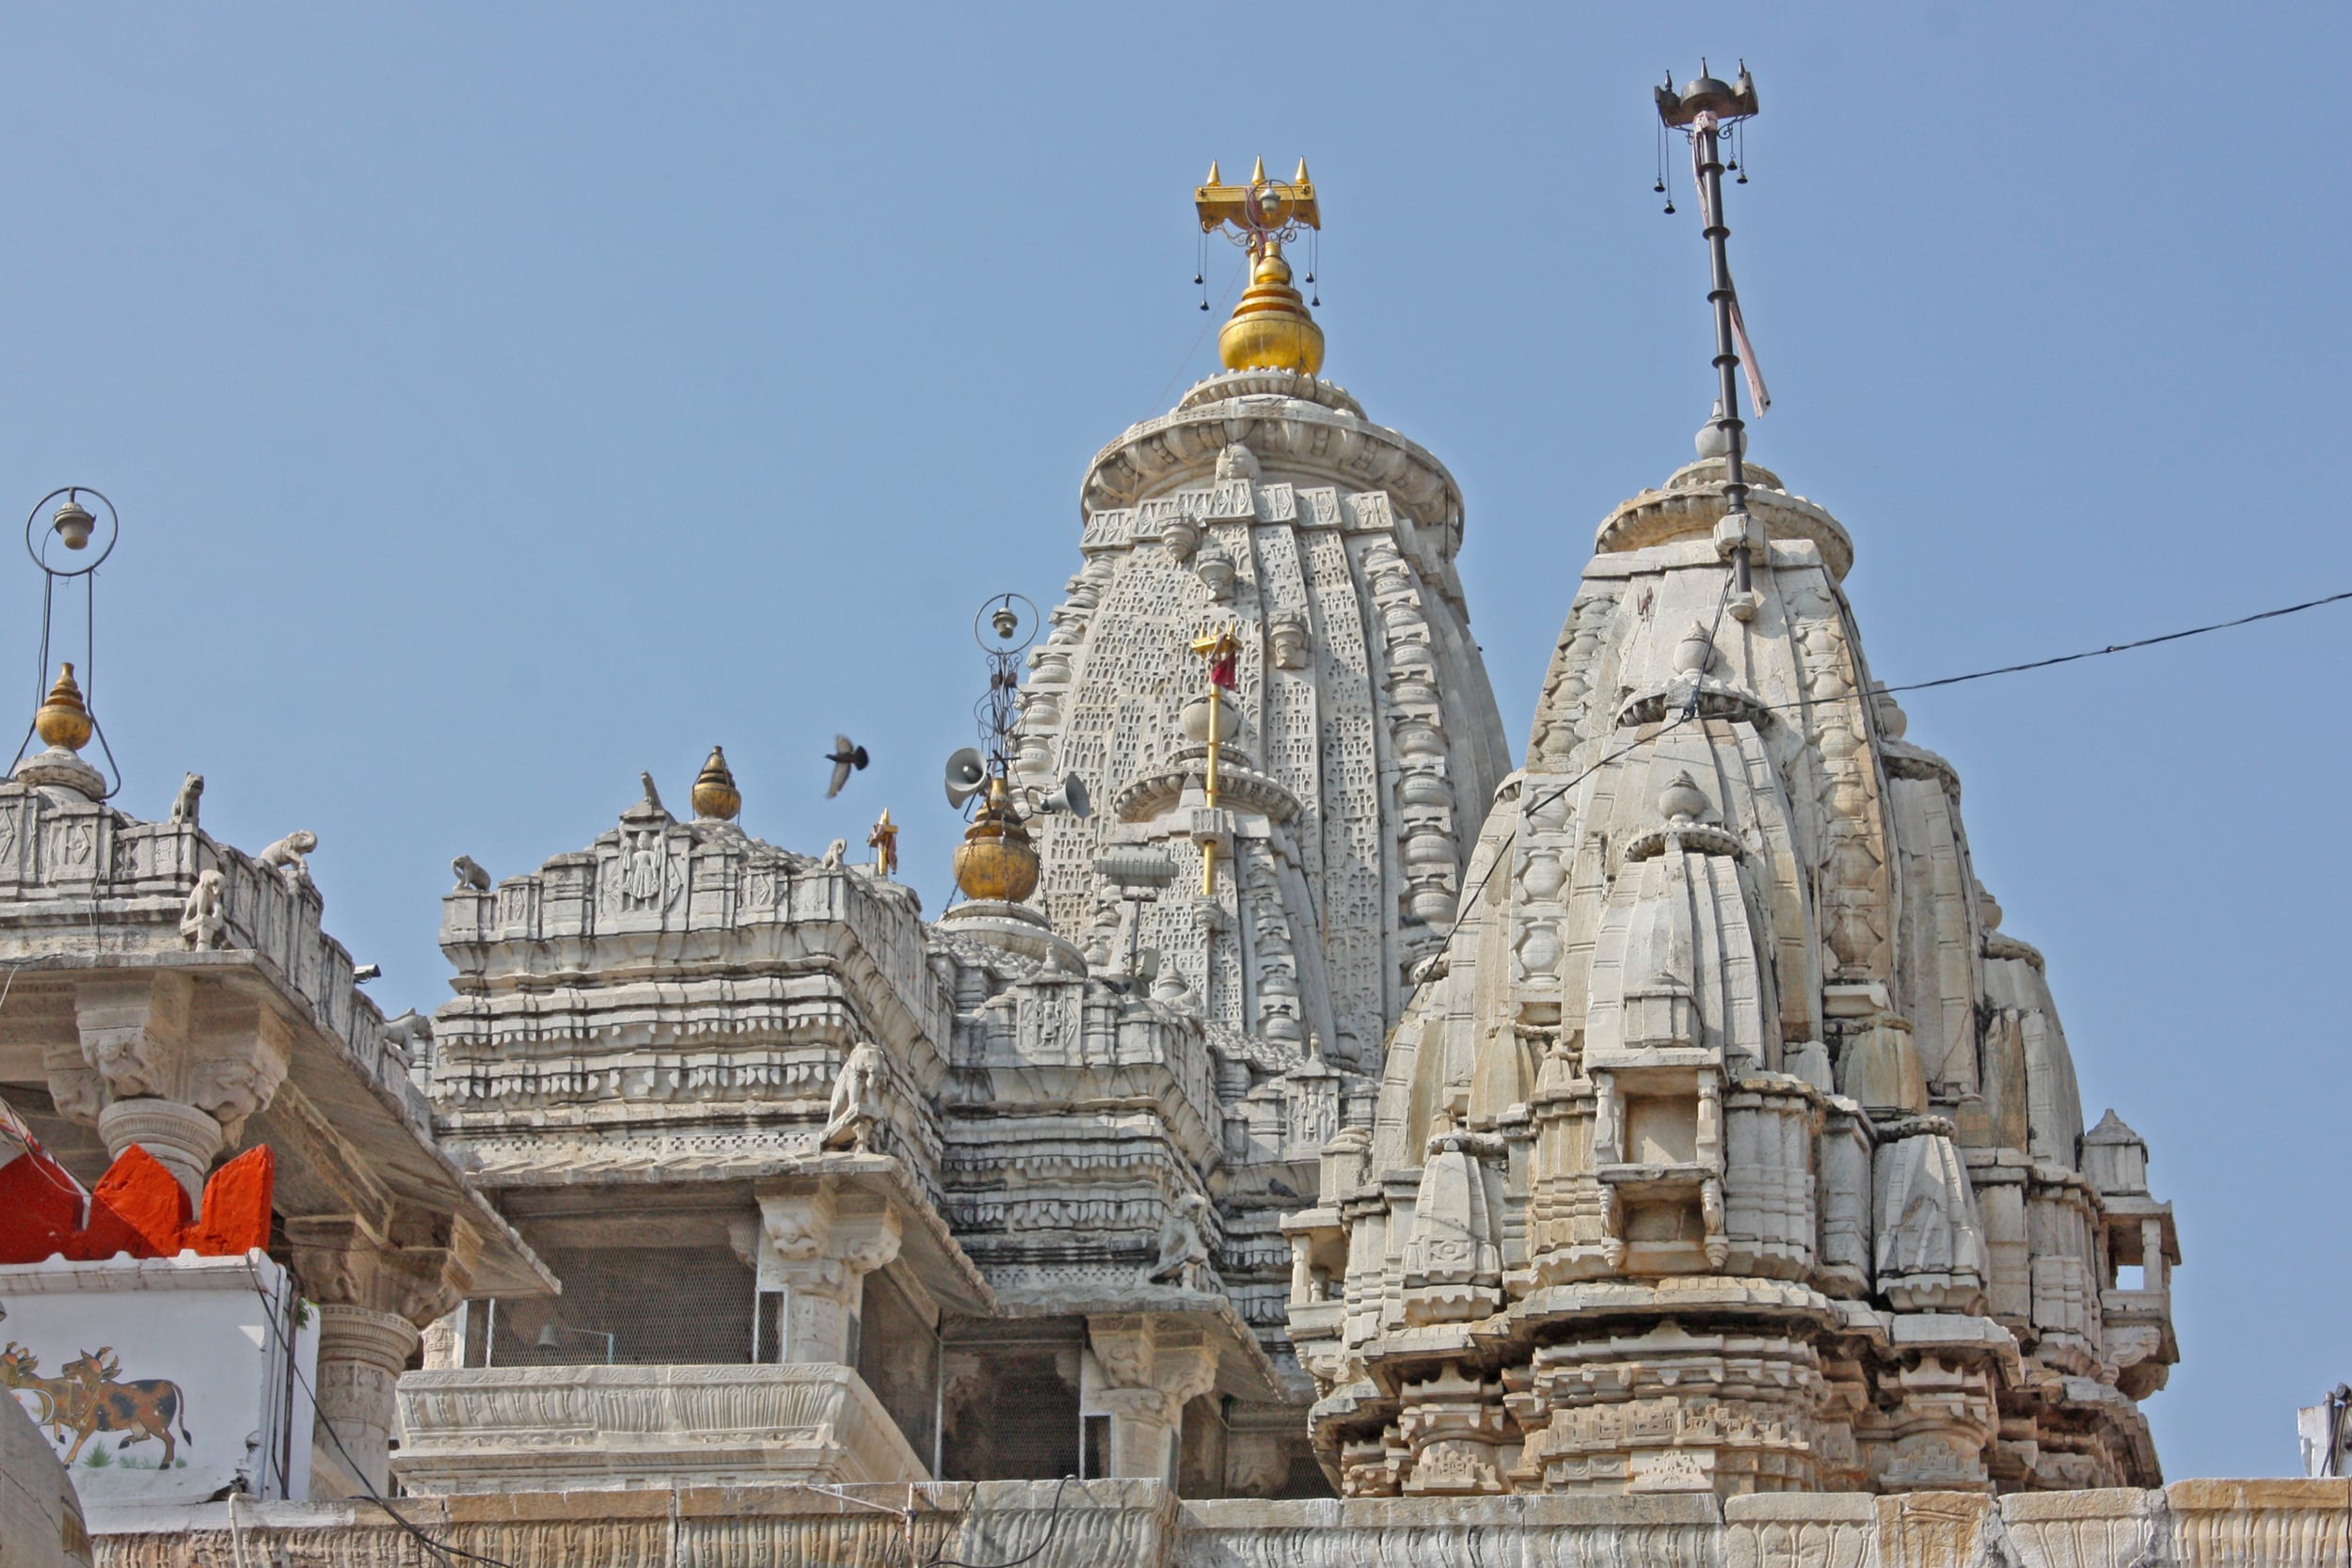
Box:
xmin=24 ymin=487 xmax=119 ymax=578
xmin=973 ymin=592 xmax=1038 ymax=655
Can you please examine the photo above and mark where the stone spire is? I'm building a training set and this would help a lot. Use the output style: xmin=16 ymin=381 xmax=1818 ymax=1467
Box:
xmin=1014 ymin=354 xmax=1509 ymax=1069
xmin=1284 ymin=452 xmax=2179 ymax=1497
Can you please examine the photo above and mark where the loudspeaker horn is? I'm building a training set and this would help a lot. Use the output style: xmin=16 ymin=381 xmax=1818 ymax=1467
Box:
xmin=1041 ymin=772 xmax=1092 ymax=820
xmin=944 ymin=748 xmax=988 ymax=808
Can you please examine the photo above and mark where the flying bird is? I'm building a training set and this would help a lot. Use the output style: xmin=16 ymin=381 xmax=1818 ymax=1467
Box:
xmin=825 ymin=736 xmax=870 ymax=799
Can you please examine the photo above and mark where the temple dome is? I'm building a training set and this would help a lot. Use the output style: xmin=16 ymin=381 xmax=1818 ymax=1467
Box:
xmin=1284 ymin=456 xmax=2177 ymax=1498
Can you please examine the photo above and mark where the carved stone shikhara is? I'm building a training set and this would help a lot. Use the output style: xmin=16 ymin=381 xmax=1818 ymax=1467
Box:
xmin=3 ymin=356 xmax=2183 ymax=1528
xmin=1286 ymin=456 xmax=2178 ymax=1498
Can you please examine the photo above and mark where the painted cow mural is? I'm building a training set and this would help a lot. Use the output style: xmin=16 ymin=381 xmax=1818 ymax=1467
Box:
xmin=2 ymin=1341 xmax=193 ymax=1467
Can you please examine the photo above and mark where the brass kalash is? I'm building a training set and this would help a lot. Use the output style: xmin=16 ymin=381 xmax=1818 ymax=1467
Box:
xmin=943 ymin=594 xmax=1090 ymax=905
xmin=1195 ymin=157 xmax=1324 ymax=374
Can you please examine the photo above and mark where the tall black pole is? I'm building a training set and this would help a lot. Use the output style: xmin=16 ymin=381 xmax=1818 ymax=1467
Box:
xmin=1693 ymin=117 xmax=1752 ymax=596
xmin=1658 ymin=64 xmax=1761 ymax=600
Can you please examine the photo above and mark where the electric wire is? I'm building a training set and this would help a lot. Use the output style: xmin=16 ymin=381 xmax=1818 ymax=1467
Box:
xmin=1150 ymin=253 xmax=1246 ymax=413
xmin=923 ymin=1476 xmax=1074 ymax=1568
xmin=1444 ymin=580 xmax=2352 ymax=930
xmin=239 ymin=1260 xmax=516 ymax=1568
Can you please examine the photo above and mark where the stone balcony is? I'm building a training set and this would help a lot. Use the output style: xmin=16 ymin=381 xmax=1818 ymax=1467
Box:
xmin=392 ymin=1362 xmax=927 ymax=1494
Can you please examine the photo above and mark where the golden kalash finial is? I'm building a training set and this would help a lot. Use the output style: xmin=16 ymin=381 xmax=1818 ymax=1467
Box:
xmin=867 ymin=807 xmax=899 ymax=878
xmin=691 ymin=745 xmax=740 ymax=820
xmin=1197 ymin=156 xmax=1324 ymax=375
xmin=951 ymin=775 xmax=1040 ymax=903
xmin=34 ymin=663 xmax=93 ymax=752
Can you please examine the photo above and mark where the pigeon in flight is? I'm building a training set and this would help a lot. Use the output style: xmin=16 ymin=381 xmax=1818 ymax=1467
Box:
xmin=825 ymin=736 xmax=870 ymax=799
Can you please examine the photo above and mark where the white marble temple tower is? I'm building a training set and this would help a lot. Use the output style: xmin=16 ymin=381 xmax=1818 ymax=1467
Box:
xmin=1284 ymin=449 xmax=2179 ymax=1497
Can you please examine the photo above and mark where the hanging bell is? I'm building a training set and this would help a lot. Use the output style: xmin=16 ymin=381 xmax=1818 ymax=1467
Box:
xmin=1663 ymin=198 xmax=1677 ymax=214
xmin=1199 ymin=300 xmax=1210 ymax=311
xmin=51 ymin=497 xmax=94 ymax=551
xmin=1193 ymin=272 xmax=1203 ymax=285
xmin=1653 ymin=178 xmax=1665 ymax=194
xmin=1736 ymin=169 xmax=1748 ymax=185
xmin=991 ymin=606 xmax=1020 ymax=640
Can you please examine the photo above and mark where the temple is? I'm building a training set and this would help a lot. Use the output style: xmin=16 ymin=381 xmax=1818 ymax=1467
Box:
xmin=8 ymin=105 xmax=2332 ymax=1568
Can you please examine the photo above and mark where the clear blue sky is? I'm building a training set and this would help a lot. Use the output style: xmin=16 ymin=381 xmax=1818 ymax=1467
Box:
xmin=0 ymin=4 xmax=2339 ymax=1480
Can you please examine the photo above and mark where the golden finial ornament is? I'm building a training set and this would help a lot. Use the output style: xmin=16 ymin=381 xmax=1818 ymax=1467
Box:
xmin=951 ymin=776 xmax=1040 ymax=903
xmin=691 ymin=745 xmax=740 ymax=821
xmin=34 ymin=663 xmax=92 ymax=752
xmin=1196 ymin=157 xmax=1325 ymax=375
xmin=867 ymin=807 xmax=899 ymax=879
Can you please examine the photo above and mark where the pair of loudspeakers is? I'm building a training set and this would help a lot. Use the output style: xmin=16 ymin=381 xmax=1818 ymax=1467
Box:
xmin=944 ymin=748 xmax=1090 ymax=818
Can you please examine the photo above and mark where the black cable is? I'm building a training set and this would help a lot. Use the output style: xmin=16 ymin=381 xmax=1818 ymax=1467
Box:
xmin=239 ymin=1262 xmax=516 ymax=1568
xmin=1875 ymin=587 xmax=2352 ymax=695
xmin=1446 ymin=580 xmax=2352 ymax=931
xmin=924 ymin=1475 xmax=1074 ymax=1568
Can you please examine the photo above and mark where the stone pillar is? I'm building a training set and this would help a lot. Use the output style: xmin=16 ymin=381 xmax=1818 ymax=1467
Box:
xmin=310 ymin=1306 xmax=421 ymax=1495
xmin=289 ymin=1211 xmax=478 ymax=1499
xmin=1087 ymin=1314 xmax=1216 ymax=1482
xmin=94 ymin=1099 xmax=222 ymax=1200
xmin=46 ymin=972 xmax=291 ymax=1203
xmin=757 ymin=1179 xmax=902 ymax=1365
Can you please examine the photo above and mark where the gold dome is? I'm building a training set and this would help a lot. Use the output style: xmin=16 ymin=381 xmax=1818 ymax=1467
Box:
xmin=952 ymin=778 xmax=1040 ymax=903
xmin=1218 ymin=245 xmax=1324 ymax=374
xmin=691 ymin=745 xmax=740 ymax=821
xmin=33 ymin=664 xmax=92 ymax=752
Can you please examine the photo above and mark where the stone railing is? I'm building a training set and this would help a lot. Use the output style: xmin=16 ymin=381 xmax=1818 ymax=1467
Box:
xmin=0 ymin=791 xmax=421 ymax=1132
xmin=90 ymin=1479 xmax=2352 ymax=1568
xmin=390 ymin=1362 xmax=927 ymax=1494
xmin=93 ymin=1481 xmax=1176 ymax=1568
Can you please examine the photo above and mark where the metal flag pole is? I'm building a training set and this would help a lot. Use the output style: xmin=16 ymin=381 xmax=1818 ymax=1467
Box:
xmin=1658 ymin=62 xmax=1766 ymax=599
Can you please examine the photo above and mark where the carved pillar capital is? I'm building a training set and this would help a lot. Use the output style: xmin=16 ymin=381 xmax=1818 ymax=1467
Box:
xmin=287 ymin=1209 xmax=479 ymax=1328
xmin=53 ymin=974 xmax=295 ymax=1198
xmin=93 ymin=1099 xmax=223 ymax=1200
xmin=756 ymin=1179 xmax=905 ymax=1366
xmin=1088 ymin=1314 xmax=1218 ymax=1481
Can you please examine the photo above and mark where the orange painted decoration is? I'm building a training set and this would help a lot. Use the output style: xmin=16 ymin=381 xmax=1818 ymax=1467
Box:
xmin=188 ymin=1145 xmax=274 ymax=1257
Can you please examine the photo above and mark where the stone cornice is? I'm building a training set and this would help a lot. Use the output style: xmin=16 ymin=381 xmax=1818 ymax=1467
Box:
xmin=1084 ymin=379 xmax=1463 ymax=546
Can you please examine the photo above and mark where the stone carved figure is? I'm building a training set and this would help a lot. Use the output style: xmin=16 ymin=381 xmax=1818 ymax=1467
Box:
xmin=1143 ymin=1190 xmax=1216 ymax=1291
xmin=452 ymin=854 xmax=492 ymax=892
xmin=620 ymin=830 xmax=664 ymax=906
xmin=257 ymin=830 xmax=317 ymax=889
xmin=1269 ymin=611 xmax=1310 ymax=671
xmin=820 ymin=838 xmax=847 ymax=869
xmin=179 ymin=868 xmax=226 ymax=950
xmin=638 ymin=770 xmax=667 ymax=816
xmin=819 ymin=1041 xmax=885 ymax=1153
xmin=167 ymin=772 xmax=203 ymax=827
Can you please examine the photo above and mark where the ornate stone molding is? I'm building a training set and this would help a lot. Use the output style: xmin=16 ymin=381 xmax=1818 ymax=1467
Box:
xmin=392 ymin=1362 xmax=930 ymax=1494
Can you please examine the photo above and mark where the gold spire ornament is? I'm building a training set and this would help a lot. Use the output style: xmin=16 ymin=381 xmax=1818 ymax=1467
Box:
xmin=691 ymin=745 xmax=741 ymax=821
xmin=33 ymin=663 xmax=92 ymax=752
xmin=867 ymin=807 xmax=899 ymax=879
xmin=950 ymin=777 xmax=1039 ymax=903
xmin=1196 ymin=157 xmax=1325 ymax=375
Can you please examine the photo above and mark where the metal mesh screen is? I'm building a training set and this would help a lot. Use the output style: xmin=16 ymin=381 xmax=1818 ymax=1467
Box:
xmin=463 ymin=1243 xmax=755 ymax=1367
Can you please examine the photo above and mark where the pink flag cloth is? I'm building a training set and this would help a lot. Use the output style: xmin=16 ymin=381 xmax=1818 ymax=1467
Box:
xmin=1688 ymin=113 xmax=1772 ymax=415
